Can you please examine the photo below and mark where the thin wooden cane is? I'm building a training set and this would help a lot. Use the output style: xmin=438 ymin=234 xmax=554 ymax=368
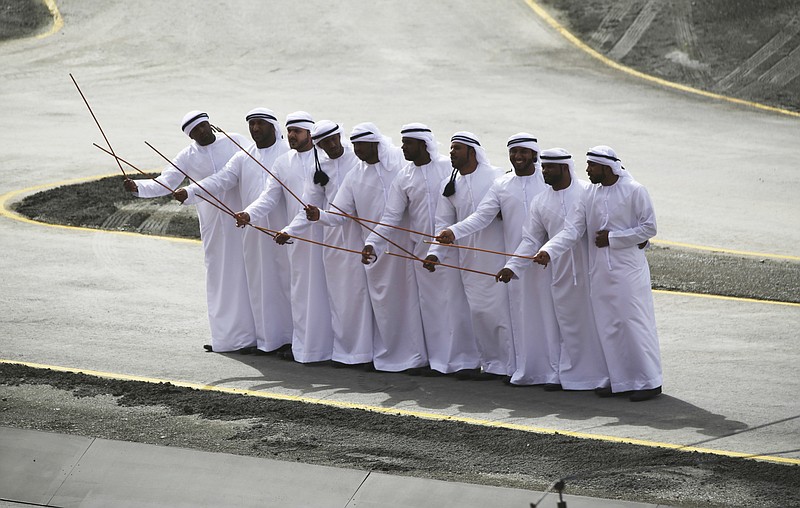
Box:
xmin=422 ymin=240 xmax=535 ymax=260
xmin=385 ymin=252 xmax=497 ymax=278
xmin=211 ymin=124 xmax=306 ymax=208
xmin=70 ymin=73 xmax=128 ymax=179
xmin=144 ymin=141 xmax=239 ymax=218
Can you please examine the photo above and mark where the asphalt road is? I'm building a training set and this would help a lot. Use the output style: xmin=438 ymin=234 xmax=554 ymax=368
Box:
xmin=1 ymin=0 xmax=798 ymax=467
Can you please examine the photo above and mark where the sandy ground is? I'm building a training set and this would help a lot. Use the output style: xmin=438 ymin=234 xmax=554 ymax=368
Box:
xmin=1 ymin=2 xmax=799 ymax=508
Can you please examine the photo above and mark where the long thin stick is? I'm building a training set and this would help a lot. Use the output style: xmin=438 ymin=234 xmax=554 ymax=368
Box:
xmin=70 ymin=73 xmax=128 ymax=179
xmin=327 ymin=209 xmax=436 ymax=238
xmin=211 ymin=124 xmax=306 ymax=207
xmin=144 ymin=141 xmax=239 ymax=218
xmin=93 ymin=144 xmax=242 ymax=223
xmin=422 ymin=240 xmax=535 ymax=260
xmin=250 ymin=225 xmax=365 ymax=255
xmin=385 ymin=252 xmax=496 ymax=278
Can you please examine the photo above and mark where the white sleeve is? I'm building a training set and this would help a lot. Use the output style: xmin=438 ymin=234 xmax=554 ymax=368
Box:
xmin=448 ymin=184 xmax=501 ymax=241
xmin=365 ymin=177 xmax=408 ymax=257
xmin=608 ymin=185 xmax=657 ymax=248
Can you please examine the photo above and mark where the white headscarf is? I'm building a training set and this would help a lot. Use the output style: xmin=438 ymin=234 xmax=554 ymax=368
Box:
xmin=311 ymin=120 xmax=342 ymax=145
xmin=401 ymin=122 xmax=440 ymax=160
xmin=540 ymin=147 xmax=576 ymax=181
xmin=181 ymin=110 xmax=209 ymax=136
xmin=450 ymin=131 xmax=490 ymax=166
xmin=246 ymin=107 xmax=283 ymax=139
xmin=507 ymin=132 xmax=542 ymax=173
xmin=350 ymin=122 xmax=396 ymax=163
xmin=587 ymin=145 xmax=630 ymax=180
xmin=285 ymin=111 xmax=314 ymax=132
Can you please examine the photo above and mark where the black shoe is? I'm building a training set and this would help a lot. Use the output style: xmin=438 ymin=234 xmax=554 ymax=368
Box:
xmin=203 ymin=344 xmax=214 ymax=352
xmin=420 ymin=367 xmax=446 ymax=377
xmin=453 ymin=368 xmax=481 ymax=380
xmin=279 ymin=349 xmax=295 ymax=361
xmin=595 ymin=386 xmax=613 ymax=397
xmin=543 ymin=383 xmax=563 ymax=392
xmin=502 ymin=376 xmax=513 ymax=385
xmin=629 ymin=386 xmax=662 ymax=402
xmin=237 ymin=346 xmax=257 ymax=355
xmin=362 ymin=362 xmax=376 ymax=372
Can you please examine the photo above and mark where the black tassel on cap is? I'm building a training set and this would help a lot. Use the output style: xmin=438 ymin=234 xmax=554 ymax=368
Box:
xmin=442 ymin=167 xmax=458 ymax=197
xmin=312 ymin=148 xmax=329 ymax=186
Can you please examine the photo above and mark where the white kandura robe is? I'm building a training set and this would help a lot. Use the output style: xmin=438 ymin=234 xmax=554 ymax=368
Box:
xmin=505 ymin=179 xmax=610 ymax=390
xmin=540 ymin=176 xmax=662 ymax=392
xmin=448 ymin=171 xmax=560 ymax=385
xmin=319 ymin=150 xmax=428 ymax=372
xmin=245 ymin=149 xmax=334 ymax=363
xmin=184 ymin=140 xmax=293 ymax=353
xmin=133 ymin=133 xmax=255 ymax=352
xmin=366 ymin=156 xmax=480 ymax=373
xmin=284 ymin=147 xmax=375 ymax=365
xmin=427 ymin=164 xmax=515 ymax=376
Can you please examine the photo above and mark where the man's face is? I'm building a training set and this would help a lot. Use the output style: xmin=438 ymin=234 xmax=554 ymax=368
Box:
xmin=450 ymin=142 xmax=472 ymax=170
xmin=353 ymin=141 xmax=379 ymax=163
xmin=586 ymin=161 xmax=609 ymax=184
xmin=249 ymin=119 xmax=274 ymax=145
xmin=189 ymin=121 xmax=215 ymax=146
xmin=509 ymin=147 xmax=536 ymax=173
xmin=317 ymin=135 xmax=344 ymax=159
xmin=401 ymin=137 xmax=427 ymax=162
xmin=287 ymin=127 xmax=311 ymax=150
xmin=542 ymin=162 xmax=567 ymax=187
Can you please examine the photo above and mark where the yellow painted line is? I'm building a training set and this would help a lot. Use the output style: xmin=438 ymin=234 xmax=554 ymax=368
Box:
xmin=36 ymin=0 xmax=64 ymax=39
xmin=0 ymin=174 xmax=200 ymax=246
xmin=651 ymin=239 xmax=800 ymax=262
xmin=2 ymin=176 xmax=797 ymax=306
xmin=3 ymin=359 xmax=797 ymax=466
xmin=523 ymin=0 xmax=800 ymax=119
xmin=653 ymin=289 xmax=800 ymax=308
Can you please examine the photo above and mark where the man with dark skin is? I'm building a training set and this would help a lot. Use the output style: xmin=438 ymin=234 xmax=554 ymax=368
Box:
xmin=123 ymin=110 xmax=255 ymax=353
xmin=531 ymin=146 xmax=661 ymax=401
xmin=170 ymin=108 xmax=293 ymax=356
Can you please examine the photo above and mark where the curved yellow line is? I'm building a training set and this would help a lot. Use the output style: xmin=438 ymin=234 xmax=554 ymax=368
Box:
xmin=2 ymin=359 xmax=797 ymax=466
xmin=523 ymin=0 xmax=800 ymax=119
xmin=0 ymin=174 xmax=199 ymax=245
xmin=651 ymin=239 xmax=800 ymax=262
xmin=36 ymin=0 xmax=64 ymax=39
xmin=653 ymin=289 xmax=800 ymax=308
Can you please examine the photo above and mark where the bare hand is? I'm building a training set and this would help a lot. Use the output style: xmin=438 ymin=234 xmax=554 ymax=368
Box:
xmin=234 ymin=211 xmax=250 ymax=228
xmin=173 ymin=188 xmax=188 ymax=203
xmin=436 ymin=229 xmax=455 ymax=244
xmin=595 ymin=230 xmax=610 ymax=248
xmin=532 ymin=251 xmax=550 ymax=267
xmin=422 ymin=255 xmax=439 ymax=272
xmin=496 ymin=268 xmax=515 ymax=283
xmin=123 ymin=178 xmax=138 ymax=193
xmin=305 ymin=205 xmax=320 ymax=221
xmin=361 ymin=245 xmax=377 ymax=265
xmin=274 ymin=232 xmax=291 ymax=245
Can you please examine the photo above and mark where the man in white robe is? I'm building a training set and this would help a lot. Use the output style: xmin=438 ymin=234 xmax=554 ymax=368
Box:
xmin=424 ymin=132 xmax=514 ymax=380
xmin=277 ymin=120 xmax=375 ymax=367
xmin=234 ymin=112 xmax=334 ymax=363
xmin=498 ymin=148 xmax=610 ymax=391
xmin=362 ymin=123 xmax=480 ymax=375
xmin=532 ymin=146 xmax=662 ymax=401
xmin=123 ymin=111 xmax=255 ymax=353
xmin=306 ymin=123 xmax=428 ymax=373
xmin=437 ymin=133 xmax=560 ymax=386
xmin=174 ymin=108 xmax=292 ymax=355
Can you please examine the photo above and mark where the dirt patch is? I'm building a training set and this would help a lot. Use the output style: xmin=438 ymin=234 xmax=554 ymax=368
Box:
xmin=0 ymin=0 xmax=51 ymax=41
xmin=539 ymin=0 xmax=800 ymax=113
xmin=2 ymin=363 xmax=798 ymax=508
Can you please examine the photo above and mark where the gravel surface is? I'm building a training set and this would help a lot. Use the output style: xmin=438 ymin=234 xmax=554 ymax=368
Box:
xmin=0 ymin=0 xmax=49 ymax=41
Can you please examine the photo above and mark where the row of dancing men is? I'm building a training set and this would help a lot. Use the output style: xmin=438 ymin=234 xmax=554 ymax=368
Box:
xmin=122 ymin=108 xmax=663 ymax=402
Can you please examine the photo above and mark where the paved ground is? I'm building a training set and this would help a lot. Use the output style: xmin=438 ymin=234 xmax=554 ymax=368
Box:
xmin=0 ymin=1 xmax=798 ymax=507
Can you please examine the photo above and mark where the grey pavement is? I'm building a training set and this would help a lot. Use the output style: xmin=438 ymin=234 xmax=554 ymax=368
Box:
xmin=0 ymin=1 xmax=798 ymax=507
xmin=0 ymin=427 xmax=672 ymax=508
